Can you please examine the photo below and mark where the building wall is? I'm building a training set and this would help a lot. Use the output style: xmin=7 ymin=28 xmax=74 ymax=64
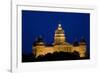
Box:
xmin=33 ymin=44 xmax=86 ymax=58
xmin=72 ymin=45 xmax=86 ymax=57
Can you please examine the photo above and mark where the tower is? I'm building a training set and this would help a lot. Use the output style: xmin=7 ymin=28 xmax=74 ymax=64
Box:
xmin=79 ymin=38 xmax=86 ymax=57
xmin=54 ymin=24 xmax=66 ymax=45
xmin=32 ymin=36 xmax=45 ymax=57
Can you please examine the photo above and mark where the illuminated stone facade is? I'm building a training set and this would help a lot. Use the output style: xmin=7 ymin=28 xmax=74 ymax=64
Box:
xmin=32 ymin=24 xmax=86 ymax=58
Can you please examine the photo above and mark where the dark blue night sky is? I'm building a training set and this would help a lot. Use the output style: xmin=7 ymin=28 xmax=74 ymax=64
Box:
xmin=22 ymin=10 xmax=90 ymax=55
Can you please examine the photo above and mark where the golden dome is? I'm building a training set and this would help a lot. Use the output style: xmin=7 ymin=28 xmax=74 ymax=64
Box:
xmin=33 ymin=36 xmax=45 ymax=46
xmin=54 ymin=24 xmax=66 ymax=45
xmin=55 ymin=24 xmax=64 ymax=34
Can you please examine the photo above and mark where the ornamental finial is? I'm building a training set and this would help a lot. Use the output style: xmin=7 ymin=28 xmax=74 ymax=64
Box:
xmin=58 ymin=24 xmax=62 ymax=30
xmin=58 ymin=24 xmax=61 ymax=27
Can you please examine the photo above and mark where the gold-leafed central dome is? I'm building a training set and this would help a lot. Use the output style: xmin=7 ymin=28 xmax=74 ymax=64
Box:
xmin=54 ymin=24 xmax=66 ymax=44
xmin=55 ymin=24 xmax=64 ymax=34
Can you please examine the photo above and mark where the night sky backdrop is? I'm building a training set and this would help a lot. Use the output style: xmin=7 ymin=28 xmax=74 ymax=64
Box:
xmin=22 ymin=10 xmax=90 ymax=55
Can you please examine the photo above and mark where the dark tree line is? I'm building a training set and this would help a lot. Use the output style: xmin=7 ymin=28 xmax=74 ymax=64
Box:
xmin=22 ymin=51 xmax=89 ymax=62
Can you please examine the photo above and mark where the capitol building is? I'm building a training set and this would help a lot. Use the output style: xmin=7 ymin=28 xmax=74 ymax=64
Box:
xmin=32 ymin=24 xmax=86 ymax=58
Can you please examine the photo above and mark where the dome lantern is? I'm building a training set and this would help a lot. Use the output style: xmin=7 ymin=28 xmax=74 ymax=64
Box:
xmin=58 ymin=24 xmax=62 ymax=30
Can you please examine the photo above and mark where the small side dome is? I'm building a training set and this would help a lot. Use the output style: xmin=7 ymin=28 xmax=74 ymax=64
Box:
xmin=80 ymin=38 xmax=86 ymax=43
xmin=32 ymin=36 xmax=45 ymax=46
xmin=73 ymin=41 xmax=79 ymax=46
xmin=36 ymin=36 xmax=43 ymax=42
xmin=80 ymin=38 xmax=86 ymax=45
